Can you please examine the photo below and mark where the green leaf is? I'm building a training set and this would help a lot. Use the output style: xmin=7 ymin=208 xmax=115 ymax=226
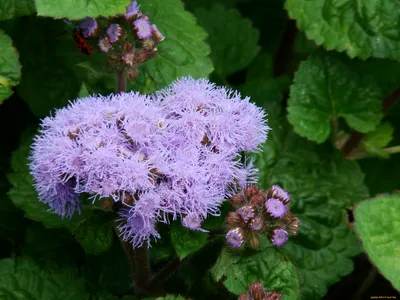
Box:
xmin=7 ymin=132 xmax=90 ymax=229
xmin=78 ymin=83 xmax=90 ymax=98
xmin=362 ymin=122 xmax=394 ymax=158
xmin=211 ymin=247 xmax=300 ymax=300
xmin=34 ymin=0 xmax=131 ymax=19
xmin=0 ymin=30 xmax=21 ymax=104
xmin=0 ymin=193 xmax=26 ymax=241
xmin=73 ymin=212 xmax=114 ymax=255
xmin=82 ymin=236 xmax=132 ymax=295
xmin=239 ymin=0 xmax=288 ymax=54
xmin=0 ymin=257 xmax=88 ymax=299
xmin=170 ymin=222 xmax=208 ymax=260
xmin=13 ymin=18 xmax=83 ymax=116
xmin=354 ymin=194 xmax=400 ymax=290
xmin=128 ymin=0 xmax=213 ymax=93
xmin=288 ymin=52 xmax=383 ymax=143
xmin=22 ymin=223 xmax=83 ymax=266
xmin=0 ymin=0 xmax=35 ymax=21
xmin=17 ymin=64 xmax=81 ymax=116
xmin=195 ymin=5 xmax=260 ymax=78
xmin=252 ymin=117 xmax=368 ymax=299
xmin=285 ymin=0 xmax=400 ymax=60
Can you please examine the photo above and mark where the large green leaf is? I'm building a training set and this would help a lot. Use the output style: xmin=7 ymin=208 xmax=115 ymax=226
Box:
xmin=0 ymin=0 xmax=35 ymax=21
xmin=73 ymin=212 xmax=114 ymax=255
xmin=82 ymin=236 xmax=132 ymax=295
xmin=0 ymin=30 xmax=21 ymax=104
xmin=22 ymin=223 xmax=83 ymax=266
xmin=129 ymin=0 xmax=213 ymax=93
xmin=0 ymin=257 xmax=88 ymax=299
xmin=170 ymin=222 xmax=208 ymax=260
xmin=0 ymin=193 xmax=26 ymax=241
xmin=252 ymin=116 xmax=368 ymax=299
xmin=17 ymin=64 xmax=81 ymax=116
xmin=211 ymin=247 xmax=300 ymax=300
xmin=13 ymin=17 xmax=84 ymax=116
xmin=285 ymin=0 xmax=400 ymax=60
xmin=195 ymin=5 xmax=260 ymax=78
xmin=34 ymin=0 xmax=130 ymax=19
xmin=362 ymin=122 xmax=394 ymax=158
xmin=354 ymin=194 xmax=400 ymax=291
xmin=287 ymin=52 xmax=383 ymax=143
xmin=7 ymin=133 xmax=90 ymax=229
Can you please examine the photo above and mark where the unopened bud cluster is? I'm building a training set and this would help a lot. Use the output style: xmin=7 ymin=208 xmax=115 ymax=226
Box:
xmin=238 ymin=281 xmax=282 ymax=300
xmin=226 ymin=185 xmax=300 ymax=249
xmin=70 ymin=1 xmax=164 ymax=79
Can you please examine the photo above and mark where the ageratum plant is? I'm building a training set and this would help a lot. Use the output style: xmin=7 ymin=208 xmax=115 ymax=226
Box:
xmin=1 ymin=0 xmax=400 ymax=300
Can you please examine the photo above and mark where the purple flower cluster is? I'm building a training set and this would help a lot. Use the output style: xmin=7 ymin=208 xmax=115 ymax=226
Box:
xmin=71 ymin=1 xmax=164 ymax=78
xmin=225 ymin=184 xmax=300 ymax=249
xmin=239 ymin=281 xmax=282 ymax=300
xmin=29 ymin=77 xmax=268 ymax=247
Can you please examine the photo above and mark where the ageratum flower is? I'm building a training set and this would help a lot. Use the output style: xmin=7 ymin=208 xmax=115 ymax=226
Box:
xmin=133 ymin=18 xmax=153 ymax=40
xmin=106 ymin=24 xmax=123 ymax=43
xmin=226 ymin=228 xmax=244 ymax=248
xmin=77 ymin=17 xmax=98 ymax=38
xmin=125 ymin=0 xmax=141 ymax=20
xmin=29 ymin=77 xmax=268 ymax=247
xmin=270 ymin=228 xmax=288 ymax=247
xmin=265 ymin=198 xmax=286 ymax=218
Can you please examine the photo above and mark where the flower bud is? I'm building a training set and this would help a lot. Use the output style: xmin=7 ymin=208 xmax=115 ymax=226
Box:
xmin=226 ymin=212 xmax=244 ymax=227
xmin=249 ymin=216 xmax=264 ymax=231
xmin=231 ymin=193 xmax=245 ymax=207
xmin=238 ymin=294 xmax=251 ymax=300
xmin=142 ymin=38 xmax=156 ymax=51
xmin=251 ymin=190 xmax=266 ymax=207
xmin=264 ymin=291 xmax=282 ymax=300
xmin=265 ymin=198 xmax=286 ymax=218
xmin=248 ymin=282 xmax=267 ymax=299
xmin=226 ymin=227 xmax=244 ymax=248
xmin=136 ymin=49 xmax=149 ymax=64
xmin=248 ymin=232 xmax=260 ymax=249
xmin=98 ymin=36 xmax=112 ymax=52
xmin=122 ymin=51 xmax=136 ymax=67
xmin=106 ymin=24 xmax=124 ymax=43
xmin=270 ymin=228 xmax=288 ymax=247
xmin=287 ymin=217 xmax=301 ymax=236
xmin=245 ymin=184 xmax=259 ymax=198
xmin=122 ymin=41 xmax=134 ymax=53
xmin=268 ymin=185 xmax=290 ymax=204
xmin=151 ymin=24 xmax=165 ymax=43
xmin=126 ymin=67 xmax=139 ymax=80
xmin=237 ymin=205 xmax=255 ymax=223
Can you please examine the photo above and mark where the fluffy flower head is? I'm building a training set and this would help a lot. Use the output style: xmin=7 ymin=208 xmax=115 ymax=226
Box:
xmin=29 ymin=77 xmax=268 ymax=247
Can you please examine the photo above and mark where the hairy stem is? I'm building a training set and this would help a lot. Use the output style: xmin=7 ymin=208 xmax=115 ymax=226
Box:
xmin=146 ymin=256 xmax=187 ymax=291
xmin=348 ymin=145 xmax=400 ymax=160
xmin=353 ymin=266 xmax=378 ymax=300
xmin=273 ymin=20 xmax=297 ymax=78
xmin=133 ymin=246 xmax=152 ymax=292
xmin=116 ymin=69 xmax=127 ymax=93
xmin=340 ymin=87 xmax=400 ymax=157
